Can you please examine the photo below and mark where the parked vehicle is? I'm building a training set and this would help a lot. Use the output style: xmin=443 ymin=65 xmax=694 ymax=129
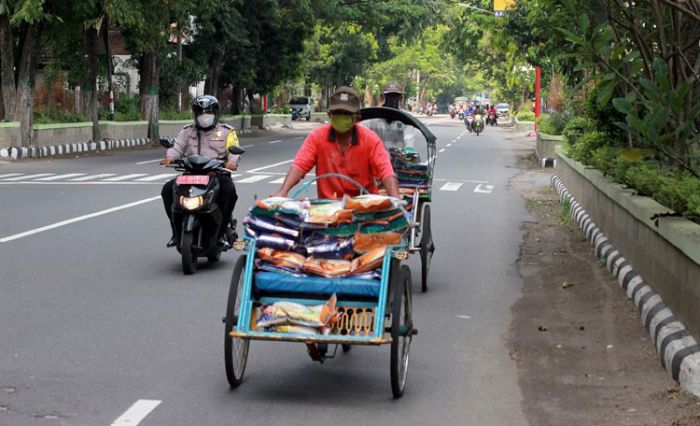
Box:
xmin=161 ymin=139 xmax=245 ymax=274
xmin=289 ymin=96 xmax=314 ymax=121
xmin=495 ymin=103 xmax=510 ymax=117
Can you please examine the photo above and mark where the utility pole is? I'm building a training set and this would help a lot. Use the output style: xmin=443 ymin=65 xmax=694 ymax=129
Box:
xmin=102 ymin=16 xmax=114 ymax=121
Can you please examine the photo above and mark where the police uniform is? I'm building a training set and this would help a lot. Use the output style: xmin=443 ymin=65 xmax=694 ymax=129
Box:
xmin=161 ymin=122 xmax=240 ymax=238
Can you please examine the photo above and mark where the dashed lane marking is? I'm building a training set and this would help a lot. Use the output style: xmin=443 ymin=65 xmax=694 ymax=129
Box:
xmin=269 ymin=139 xmax=282 ymax=144
xmin=136 ymin=159 xmax=162 ymax=165
xmin=241 ymin=144 xmax=254 ymax=148
xmin=439 ymin=182 xmax=463 ymax=191
xmin=247 ymin=159 xmax=293 ymax=173
xmin=102 ymin=173 xmax=149 ymax=181
xmin=35 ymin=173 xmax=86 ymax=181
xmin=111 ymin=399 xmax=162 ymax=426
xmin=69 ymin=173 xmax=116 ymax=181
xmin=235 ymin=174 xmax=272 ymax=183
xmin=439 ymin=149 xmax=445 ymax=153
xmin=474 ymin=184 xmax=495 ymax=194
xmin=135 ymin=173 xmax=177 ymax=182
xmin=270 ymin=177 xmax=286 ymax=184
xmin=0 ymin=173 xmax=23 ymax=179
xmin=0 ymin=196 xmax=161 ymax=243
xmin=2 ymin=173 xmax=54 ymax=181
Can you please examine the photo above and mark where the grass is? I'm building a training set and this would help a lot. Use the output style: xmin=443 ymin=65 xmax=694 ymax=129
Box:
xmin=558 ymin=198 xmax=574 ymax=229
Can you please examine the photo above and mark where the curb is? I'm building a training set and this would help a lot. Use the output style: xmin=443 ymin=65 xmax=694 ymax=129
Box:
xmin=552 ymin=175 xmax=700 ymax=396
xmin=0 ymin=138 xmax=150 ymax=160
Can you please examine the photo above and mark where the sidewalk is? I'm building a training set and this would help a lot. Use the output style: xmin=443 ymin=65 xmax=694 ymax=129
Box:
xmin=506 ymin=131 xmax=700 ymax=425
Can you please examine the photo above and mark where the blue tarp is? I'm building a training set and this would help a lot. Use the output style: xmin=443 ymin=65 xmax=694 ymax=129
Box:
xmin=255 ymin=272 xmax=381 ymax=297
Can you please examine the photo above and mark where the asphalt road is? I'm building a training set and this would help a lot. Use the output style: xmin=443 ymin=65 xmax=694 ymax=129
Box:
xmin=0 ymin=117 xmax=530 ymax=425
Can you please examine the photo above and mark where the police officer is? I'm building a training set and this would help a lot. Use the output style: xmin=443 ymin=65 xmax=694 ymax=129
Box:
xmin=160 ymin=95 xmax=239 ymax=247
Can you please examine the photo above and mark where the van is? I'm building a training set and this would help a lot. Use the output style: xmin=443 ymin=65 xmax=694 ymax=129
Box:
xmin=289 ymin=96 xmax=314 ymax=121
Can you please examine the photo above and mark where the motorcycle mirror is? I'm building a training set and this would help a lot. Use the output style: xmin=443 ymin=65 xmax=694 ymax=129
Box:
xmin=159 ymin=137 xmax=175 ymax=149
xmin=228 ymin=145 xmax=245 ymax=155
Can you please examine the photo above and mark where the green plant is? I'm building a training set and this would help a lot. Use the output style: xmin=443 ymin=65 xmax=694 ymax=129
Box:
xmin=559 ymin=197 xmax=573 ymax=228
xmin=623 ymin=164 xmax=663 ymax=196
xmin=568 ymin=130 xmax=611 ymax=163
xmin=590 ymin=146 xmax=619 ymax=175
xmin=33 ymin=108 xmax=87 ymax=124
xmin=111 ymin=95 xmax=141 ymax=121
xmin=517 ymin=110 xmax=535 ymax=121
xmin=160 ymin=110 xmax=192 ymax=120
xmin=562 ymin=116 xmax=593 ymax=146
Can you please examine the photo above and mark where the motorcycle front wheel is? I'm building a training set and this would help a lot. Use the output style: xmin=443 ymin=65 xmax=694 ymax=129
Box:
xmin=181 ymin=231 xmax=198 ymax=274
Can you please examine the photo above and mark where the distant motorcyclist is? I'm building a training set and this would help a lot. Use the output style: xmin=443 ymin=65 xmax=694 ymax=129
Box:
xmin=160 ymin=95 xmax=240 ymax=247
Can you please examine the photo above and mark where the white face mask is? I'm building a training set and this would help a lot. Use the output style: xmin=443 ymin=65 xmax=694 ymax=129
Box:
xmin=196 ymin=113 xmax=215 ymax=128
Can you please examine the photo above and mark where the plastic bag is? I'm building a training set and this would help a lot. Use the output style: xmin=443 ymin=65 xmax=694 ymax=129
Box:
xmin=306 ymin=200 xmax=352 ymax=224
xmin=345 ymin=194 xmax=402 ymax=213
xmin=254 ymin=197 xmax=306 ymax=215
xmin=304 ymin=235 xmax=354 ymax=259
xmin=244 ymin=214 xmax=299 ymax=238
xmin=303 ymin=257 xmax=353 ymax=278
xmin=354 ymin=232 xmax=402 ymax=253
xmin=257 ymin=247 xmax=306 ymax=270
xmin=273 ymin=324 xmax=319 ymax=335
xmin=258 ymin=294 xmax=338 ymax=329
xmin=351 ymin=246 xmax=386 ymax=274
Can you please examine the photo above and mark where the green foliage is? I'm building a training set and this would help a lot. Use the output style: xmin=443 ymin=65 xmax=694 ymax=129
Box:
xmin=583 ymin=85 xmax=625 ymax=140
xmin=567 ymin=130 xmax=612 ymax=163
xmin=562 ymin=116 xmax=593 ymax=146
xmin=114 ymin=95 xmax=140 ymax=121
xmin=34 ymin=109 xmax=87 ymax=124
xmin=516 ymin=111 xmax=535 ymax=121
xmin=160 ymin=110 xmax=192 ymax=120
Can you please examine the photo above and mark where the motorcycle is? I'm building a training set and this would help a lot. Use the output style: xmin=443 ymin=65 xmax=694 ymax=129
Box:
xmin=473 ymin=114 xmax=484 ymax=135
xmin=160 ymin=139 xmax=245 ymax=274
xmin=486 ymin=112 xmax=498 ymax=126
xmin=458 ymin=111 xmax=465 ymax=120
xmin=464 ymin=114 xmax=475 ymax=132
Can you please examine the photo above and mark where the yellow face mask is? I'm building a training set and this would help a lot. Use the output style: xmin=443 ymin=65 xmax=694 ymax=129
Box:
xmin=330 ymin=114 xmax=354 ymax=134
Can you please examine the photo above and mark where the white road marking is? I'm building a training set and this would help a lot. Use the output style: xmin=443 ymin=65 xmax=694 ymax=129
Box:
xmin=439 ymin=182 xmax=463 ymax=191
xmin=136 ymin=159 xmax=162 ymax=165
xmin=439 ymin=149 xmax=445 ymax=153
xmin=236 ymin=174 xmax=271 ymax=183
xmin=295 ymin=136 xmax=304 ymax=139
xmin=135 ymin=173 xmax=177 ymax=182
xmin=474 ymin=184 xmax=495 ymax=194
xmin=0 ymin=181 xmax=160 ymax=186
xmin=2 ymin=173 xmax=54 ymax=181
xmin=433 ymin=178 xmax=489 ymax=184
xmin=0 ymin=196 xmax=160 ymax=243
xmin=446 ymin=144 xmax=452 ymax=147
xmin=247 ymin=159 xmax=293 ymax=173
xmin=270 ymin=177 xmax=286 ymax=184
xmin=102 ymin=173 xmax=148 ymax=181
xmin=269 ymin=139 xmax=282 ymax=144
xmin=456 ymin=315 xmax=471 ymax=319
xmin=241 ymin=144 xmax=254 ymax=148
xmin=111 ymin=399 xmax=162 ymax=426
xmin=0 ymin=173 xmax=23 ymax=179
xmin=34 ymin=173 xmax=86 ymax=181
xmin=69 ymin=173 xmax=116 ymax=181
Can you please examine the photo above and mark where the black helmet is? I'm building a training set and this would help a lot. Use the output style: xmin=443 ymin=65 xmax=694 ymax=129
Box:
xmin=192 ymin=95 xmax=220 ymax=130
xmin=382 ymin=81 xmax=404 ymax=95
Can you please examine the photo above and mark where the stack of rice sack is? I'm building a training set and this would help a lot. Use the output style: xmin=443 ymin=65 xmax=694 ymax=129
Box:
xmin=243 ymin=194 xmax=408 ymax=280
xmin=389 ymin=147 xmax=430 ymax=188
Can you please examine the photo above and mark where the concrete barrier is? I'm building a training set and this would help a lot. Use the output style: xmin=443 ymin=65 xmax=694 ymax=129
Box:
xmin=554 ymin=146 xmax=700 ymax=340
xmin=535 ymin=132 xmax=563 ymax=167
xmin=513 ymin=118 xmax=534 ymax=133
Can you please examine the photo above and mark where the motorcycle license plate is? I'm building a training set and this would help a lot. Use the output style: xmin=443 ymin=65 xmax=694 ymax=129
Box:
xmin=176 ymin=175 xmax=210 ymax=185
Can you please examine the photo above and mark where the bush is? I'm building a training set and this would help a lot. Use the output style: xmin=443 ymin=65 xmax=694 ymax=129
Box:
xmin=568 ymin=130 xmax=611 ymax=163
xmin=112 ymin=95 xmax=140 ymax=121
xmin=583 ymin=85 xmax=625 ymax=140
xmin=33 ymin=109 xmax=87 ymax=124
xmin=517 ymin=111 xmax=535 ymax=121
xmin=623 ymin=164 xmax=664 ymax=196
xmin=590 ymin=146 xmax=619 ymax=175
xmin=562 ymin=116 xmax=593 ymax=146
xmin=160 ymin=110 xmax=192 ymax=120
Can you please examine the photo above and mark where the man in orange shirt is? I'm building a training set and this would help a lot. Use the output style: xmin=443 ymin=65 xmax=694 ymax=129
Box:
xmin=273 ymin=87 xmax=401 ymax=199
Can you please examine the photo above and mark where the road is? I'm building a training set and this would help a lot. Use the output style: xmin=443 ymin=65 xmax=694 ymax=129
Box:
xmin=0 ymin=117 xmax=530 ymax=425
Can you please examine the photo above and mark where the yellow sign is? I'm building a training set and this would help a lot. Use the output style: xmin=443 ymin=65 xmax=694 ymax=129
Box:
xmin=494 ymin=0 xmax=516 ymax=12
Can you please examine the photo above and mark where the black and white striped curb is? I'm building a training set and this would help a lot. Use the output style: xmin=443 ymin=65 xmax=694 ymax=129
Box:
xmin=552 ymin=175 xmax=700 ymax=395
xmin=0 ymin=138 xmax=150 ymax=160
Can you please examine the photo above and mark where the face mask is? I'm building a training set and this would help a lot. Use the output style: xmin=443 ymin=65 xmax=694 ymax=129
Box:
xmin=197 ymin=113 xmax=215 ymax=128
xmin=330 ymin=114 xmax=354 ymax=134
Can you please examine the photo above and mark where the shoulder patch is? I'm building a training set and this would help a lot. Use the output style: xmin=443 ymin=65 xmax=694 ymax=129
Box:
xmin=183 ymin=123 xmax=194 ymax=129
xmin=221 ymin=123 xmax=234 ymax=129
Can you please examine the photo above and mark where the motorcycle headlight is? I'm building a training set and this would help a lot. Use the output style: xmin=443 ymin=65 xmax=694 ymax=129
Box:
xmin=179 ymin=195 xmax=203 ymax=211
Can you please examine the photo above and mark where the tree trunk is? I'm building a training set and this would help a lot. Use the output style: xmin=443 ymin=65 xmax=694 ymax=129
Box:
xmin=247 ymin=92 xmax=259 ymax=114
xmin=0 ymin=11 xmax=15 ymax=121
xmin=84 ymin=28 xmax=100 ymax=141
xmin=205 ymin=53 xmax=223 ymax=96
xmin=140 ymin=51 xmax=160 ymax=143
xmin=14 ymin=24 xmax=40 ymax=147
xmin=231 ymin=86 xmax=242 ymax=115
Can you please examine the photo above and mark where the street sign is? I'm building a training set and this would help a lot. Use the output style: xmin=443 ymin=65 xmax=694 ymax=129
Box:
xmin=494 ymin=0 xmax=516 ymax=15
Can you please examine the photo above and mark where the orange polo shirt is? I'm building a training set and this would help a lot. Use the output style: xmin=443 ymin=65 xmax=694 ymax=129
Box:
xmin=291 ymin=124 xmax=396 ymax=199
